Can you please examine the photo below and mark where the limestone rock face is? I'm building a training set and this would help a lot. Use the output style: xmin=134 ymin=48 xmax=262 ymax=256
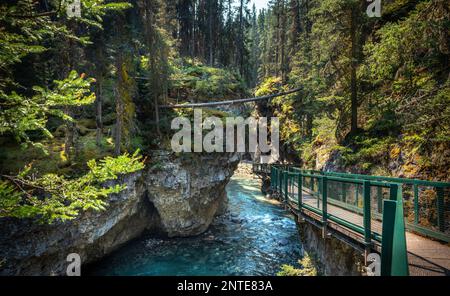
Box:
xmin=145 ymin=152 xmax=240 ymax=237
xmin=0 ymin=173 xmax=155 ymax=276
xmin=297 ymin=222 xmax=364 ymax=276
xmin=0 ymin=152 xmax=240 ymax=275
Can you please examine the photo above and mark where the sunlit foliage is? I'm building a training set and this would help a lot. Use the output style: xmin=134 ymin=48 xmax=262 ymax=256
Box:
xmin=0 ymin=151 xmax=144 ymax=223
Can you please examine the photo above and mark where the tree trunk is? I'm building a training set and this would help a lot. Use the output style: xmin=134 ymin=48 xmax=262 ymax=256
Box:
xmin=350 ymin=5 xmax=358 ymax=135
xmin=64 ymin=107 xmax=76 ymax=161
xmin=208 ymin=0 xmax=214 ymax=65
xmin=275 ymin=1 xmax=280 ymax=77
xmin=63 ymin=21 xmax=78 ymax=162
xmin=306 ymin=113 xmax=313 ymax=140
xmin=95 ymin=77 xmax=103 ymax=147
xmin=280 ymin=0 xmax=287 ymax=83
xmin=114 ymin=58 xmax=123 ymax=156
xmin=238 ymin=0 xmax=244 ymax=75
xmin=154 ymin=92 xmax=161 ymax=137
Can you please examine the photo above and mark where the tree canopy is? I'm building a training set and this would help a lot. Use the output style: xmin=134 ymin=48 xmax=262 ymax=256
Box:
xmin=0 ymin=0 xmax=448 ymax=223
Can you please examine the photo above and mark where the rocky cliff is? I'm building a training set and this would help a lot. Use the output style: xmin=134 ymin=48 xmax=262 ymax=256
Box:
xmin=0 ymin=152 xmax=240 ymax=275
xmin=297 ymin=222 xmax=364 ymax=276
xmin=146 ymin=152 xmax=240 ymax=237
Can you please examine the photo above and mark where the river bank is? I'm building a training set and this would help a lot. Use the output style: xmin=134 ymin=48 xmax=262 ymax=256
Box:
xmin=85 ymin=177 xmax=302 ymax=276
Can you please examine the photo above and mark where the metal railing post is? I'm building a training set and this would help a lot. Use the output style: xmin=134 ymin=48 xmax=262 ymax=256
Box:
xmin=284 ymin=171 xmax=288 ymax=203
xmin=270 ymin=167 xmax=274 ymax=190
xmin=414 ymin=184 xmax=419 ymax=225
xmin=322 ymin=177 xmax=328 ymax=238
xmin=322 ymin=177 xmax=328 ymax=222
xmin=382 ymin=183 xmax=409 ymax=276
xmin=381 ymin=199 xmax=396 ymax=276
xmin=436 ymin=187 xmax=445 ymax=233
xmin=277 ymin=168 xmax=280 ymax=193
xmin=318 ymin=175 xmax=322 ymax=196
xmin=317 ymin=178 xmax=320 ymax=208
xmin=389 ymin=184 xmax=398 ymax=201
xmin=342 ymin=182 xmax=347 ymax=203
xmin=279 ymin=170 xmax=282 ymax=194
xmin=382 ymin=183 xmax=401 ymax=276
xmin=274 ymin=167 xmax=278 ymax=190
xmin=287 ymin=173 xmax=290 ymax=202
xmin=377 ymin=186 xmax=383 ymax=214
xmin=298 ymin=173 xmax=303 ymax=210
xmin=363 ymin=181 xmax=372 ymax=246
xmin=279 ymin=169 xmax=281 ymax=193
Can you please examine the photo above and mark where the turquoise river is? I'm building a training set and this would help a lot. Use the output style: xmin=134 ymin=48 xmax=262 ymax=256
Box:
xmin=86 ymin=177 xmax=303 ymax=276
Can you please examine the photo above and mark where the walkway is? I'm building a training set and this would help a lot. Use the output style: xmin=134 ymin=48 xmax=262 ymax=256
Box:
xmin=255 ymin=164 xmax=450 ymax=276
xmin=297 ymin=187 xmax=450 ymax=276
xmin=406 ymin=232 xmax=450 ymax=276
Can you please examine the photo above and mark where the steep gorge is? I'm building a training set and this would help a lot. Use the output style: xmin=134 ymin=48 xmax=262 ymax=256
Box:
xmin=0 ymin=152 xmax=240 ymax=276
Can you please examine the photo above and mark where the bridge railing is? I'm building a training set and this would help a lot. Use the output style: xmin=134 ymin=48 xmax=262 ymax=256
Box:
xmin=269 ymin=165 xmax=409 ymax=276
xmin=252 ymin=163 xmax=271 ymax=175
xmin=259 ymin=164 xmax=450 ymax=243
xmin=293 ymin=169 xmax=450 ymax=243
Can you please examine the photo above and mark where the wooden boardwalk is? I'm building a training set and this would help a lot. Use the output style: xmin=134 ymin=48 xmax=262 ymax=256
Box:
xmin=286 ymin=187 xmax=450 ymax=276
xmin=406 ymin=232 xmax=450 ymax=276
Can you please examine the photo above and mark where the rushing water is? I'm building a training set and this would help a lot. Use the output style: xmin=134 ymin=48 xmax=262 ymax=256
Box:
xmin=86 ymin=177 xmax=302 ymax=276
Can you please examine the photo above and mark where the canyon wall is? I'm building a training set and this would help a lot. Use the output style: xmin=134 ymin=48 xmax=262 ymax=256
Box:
xmin=0 ymin=152 xmax=239 ymax=275
xmin=296 ymin=222 xmax=365 ymax=276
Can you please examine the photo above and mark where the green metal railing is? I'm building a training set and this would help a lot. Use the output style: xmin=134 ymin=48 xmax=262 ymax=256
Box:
xmin=254 ymin=164 xmax=450 ymax=275
xmin=271 ymin=167 xmax=388 ymax=241
xmin=259 ymin=164 xmax=450 ymax=243
xmin=381 ymin=186 xmax=409 ymax=276
xmin=253 ymin=163 xmax=271 ymax=174
xmin=264 ymin=164 xmax=413 ymax=276
xmin=287 ymin=168 xmax=450 ymax=243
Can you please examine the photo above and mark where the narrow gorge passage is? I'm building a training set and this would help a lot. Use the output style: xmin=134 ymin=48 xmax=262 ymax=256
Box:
xmin=86 ymin=175 xmax=302 ymax=276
